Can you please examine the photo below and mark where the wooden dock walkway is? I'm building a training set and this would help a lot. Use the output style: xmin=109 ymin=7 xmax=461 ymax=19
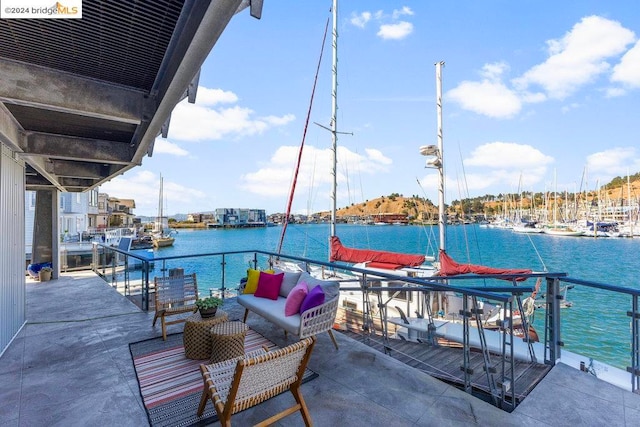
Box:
xmin=336 ymin=309 xmax=552 ymax=408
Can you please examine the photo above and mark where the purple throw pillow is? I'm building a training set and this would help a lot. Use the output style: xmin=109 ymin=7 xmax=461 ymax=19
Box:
xmin=254 ymin=272 xmax=284 ymax=300
xmin=299 ymin=285 xmax=325 ymax=314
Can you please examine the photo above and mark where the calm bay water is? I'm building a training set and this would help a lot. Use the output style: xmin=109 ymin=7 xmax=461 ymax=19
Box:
xmin=144 ymin=223 xmax=640 ymax=370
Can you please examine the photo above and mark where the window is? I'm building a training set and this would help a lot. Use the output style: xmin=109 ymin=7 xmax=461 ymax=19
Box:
xmin=89 ymin=189 xmax=98 ymax=207
xmin=28 ymin=191 xmax=36 ymax=210
xmin=386 ymin=281 xmax=413 ymax=303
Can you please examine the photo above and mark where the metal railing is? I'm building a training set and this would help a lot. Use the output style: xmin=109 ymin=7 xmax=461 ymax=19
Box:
xmin=90 ymin=243 xmax=640 ymax=401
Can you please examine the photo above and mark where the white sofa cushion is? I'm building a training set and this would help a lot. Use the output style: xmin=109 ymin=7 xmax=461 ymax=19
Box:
xmin=297 ymin=272 xmax=340 ymax=300
xmin=273 ymin=269 xmax=303 ymax=298
xmin=237 ymin=294 xmax=301 ymax=335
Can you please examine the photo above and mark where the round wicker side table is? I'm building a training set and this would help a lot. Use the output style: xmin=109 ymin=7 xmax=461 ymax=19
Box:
xmin=183 ymin=309 xmax=228 ymax=360
xmin=209 ymin=321 xmax=249 ymax=363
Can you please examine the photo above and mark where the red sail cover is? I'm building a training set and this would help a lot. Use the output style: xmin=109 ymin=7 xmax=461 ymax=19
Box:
xmin=437 ymin=250 xmax=531 ymax=281
xmin=330 ymin=236 xmax=425 ymax=267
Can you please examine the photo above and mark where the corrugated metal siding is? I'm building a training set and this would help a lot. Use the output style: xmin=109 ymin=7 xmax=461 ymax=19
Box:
xmin=0 ymin=143 xmax=26 ymax=355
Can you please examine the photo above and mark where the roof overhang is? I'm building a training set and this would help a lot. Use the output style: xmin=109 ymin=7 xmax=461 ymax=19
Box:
xmin=0 ymin=0 xmax=262 ymax=192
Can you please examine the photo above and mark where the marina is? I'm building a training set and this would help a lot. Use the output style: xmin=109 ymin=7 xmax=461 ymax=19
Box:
xmin=104 ymin=223 xmax=640 ymax=374
xmin=3 ymin=1 xmax=640 ymax=425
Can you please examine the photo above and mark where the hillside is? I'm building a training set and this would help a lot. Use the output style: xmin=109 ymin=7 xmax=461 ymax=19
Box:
xmin=321 ymin=175 xmax=640 ymax=220
xmin=320 ymin=194 xmax=438 ymax=220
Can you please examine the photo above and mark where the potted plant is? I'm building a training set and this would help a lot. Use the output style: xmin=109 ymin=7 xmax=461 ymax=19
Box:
xmin=195 ymin=296 xmax=223 ymax=318
xmin=38 ymin=266 xmax=53 ymax=282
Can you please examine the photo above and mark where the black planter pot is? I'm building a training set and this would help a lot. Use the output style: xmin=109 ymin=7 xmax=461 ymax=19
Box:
xmin=199 ymin=307 xmax=218 ymax=318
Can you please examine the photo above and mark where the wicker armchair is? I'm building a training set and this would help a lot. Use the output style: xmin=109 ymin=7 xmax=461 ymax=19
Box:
xmin=152 ymin=273 xmax=199 ymax=340
xmin=197 ymin=336 xmax=316 ymax=427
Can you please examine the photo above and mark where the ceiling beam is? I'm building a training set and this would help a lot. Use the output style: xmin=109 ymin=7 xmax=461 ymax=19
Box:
xmin=22 ymin=132 xmax=135 ymax=165
xmin=0 ymin=103 xmax=23 ymax=152
xmin=22 ymin=155 xmax=65 ymax=192
xmin=44 ymin=159 xmax=117 ymax=180
xmin=58 ymin=177 xmax=101 ymax=189
xmin=0 ymin=59 xmax=148 ymax=124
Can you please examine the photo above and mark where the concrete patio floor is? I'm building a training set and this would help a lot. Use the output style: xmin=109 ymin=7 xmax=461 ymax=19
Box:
xmin=1 ymin=270 xmax=639 ymax=426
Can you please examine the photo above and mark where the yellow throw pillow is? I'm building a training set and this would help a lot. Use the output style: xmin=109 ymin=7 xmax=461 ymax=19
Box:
xmin=243 ymin=268 xmax=274 ymax=294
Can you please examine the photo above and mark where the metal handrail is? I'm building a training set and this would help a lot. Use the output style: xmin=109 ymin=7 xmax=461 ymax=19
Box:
xmin=90 ymin=243 xmax=640 ymax=394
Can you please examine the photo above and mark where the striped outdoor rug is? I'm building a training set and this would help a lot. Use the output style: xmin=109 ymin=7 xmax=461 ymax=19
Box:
xmin=129 ymin=329 xmax=317 ymax=427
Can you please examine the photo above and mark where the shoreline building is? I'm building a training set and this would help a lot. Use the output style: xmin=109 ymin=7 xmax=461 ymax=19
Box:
xmin=208 ymin=208 xmax=267 ymax=228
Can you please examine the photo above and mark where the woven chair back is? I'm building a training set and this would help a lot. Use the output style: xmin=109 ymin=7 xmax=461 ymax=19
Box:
xmin=155 ymin=273 xmax=198 ymax=308
xmin=235 ymin=340 xmax=309 ymax=402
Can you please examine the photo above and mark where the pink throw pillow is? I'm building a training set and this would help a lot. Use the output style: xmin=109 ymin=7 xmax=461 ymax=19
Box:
xmin=284 ymin=281 xmax=309 ymax=316
xmin=254 ymin=272 xmax=284 ymax=300
xmin=299 ymin=285 xmax=325 ymax=314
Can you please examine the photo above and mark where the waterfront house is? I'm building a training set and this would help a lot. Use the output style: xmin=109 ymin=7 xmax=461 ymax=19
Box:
xmin=211 ymin=208 xmax=267 ymax=228
xmin=105 ymin=195 xmax=136 ymax=228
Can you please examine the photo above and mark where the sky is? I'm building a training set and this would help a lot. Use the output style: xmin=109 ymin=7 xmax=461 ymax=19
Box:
xmin=100 ymin=1 xmax=640 ymax=218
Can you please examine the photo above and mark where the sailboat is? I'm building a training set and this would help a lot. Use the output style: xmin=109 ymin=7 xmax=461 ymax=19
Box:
xmin=323 ymin=0 xmax=433 ymax=276
xmin=152 ymin=174 xmax=175 ymax=248
xmin=543 ymin=170 xmax=582 ymax=236
xmin=277 ymin=2 xmax=536 ymax=346
xmin=273 ymin=0 xmax=433 ymax=279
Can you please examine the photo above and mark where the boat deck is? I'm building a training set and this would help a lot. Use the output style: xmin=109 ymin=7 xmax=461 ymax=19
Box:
xmin=340 ymin=330 xmax=551 ymax=407
xmin=335 ymin=307 xmax=552 ymax=407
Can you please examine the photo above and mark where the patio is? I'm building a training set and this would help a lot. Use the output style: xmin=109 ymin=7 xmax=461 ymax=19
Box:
xmin=1 ymin=271 xmax=639 ymax=426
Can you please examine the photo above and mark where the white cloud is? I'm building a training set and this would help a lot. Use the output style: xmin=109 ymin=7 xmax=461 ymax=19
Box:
xmin=100 ymin=171 xmax=206 ymax=216
xmin=441 ymin=142 xmax=555 ymax=194
xmin=392 ymin=6 xmax=414 ymax=20
xmin=586 ymin=147 xmax=640 ymax=178
xmin=480 ymin=62 xmax=509 ymax=81
xmin=447 ymin=62 xmax=522 ymax=118
xmin=561 ymin=102 xmax=581 ymax=113
xmin=263 ymin=114 xmax=296 ymax=126
xmin=194 ymin=87 xmax=239 ymax=106
xmin=605 ymin=87 xmax=627 ymax=97
xmin=446 ymin=80 xmax=522 ymax=118
xmin=448 ymin=16 xmax=637 ymax=118
xmin=351 ymin=7 xmax=414 ymax=40
xmin=465 ymin=142 xmax=554 ymax=170
xmin=153 ymin=138 xmax=189 ymax=156
xmin=377 ymin=21 xmax=413 ymax=40
xmin=167 ymin=86 xmax=295 ymax=142
xmin=513 ymin=16 xmax=635 ymax=100
xmin=239 ymin=144 xmax=393 ymax=203
xmin=350 ymin=11 xmax=371 ymax=28
xmin=611 ymin=40 xmax=640 ymax=87
xmin=364 ymin=148 xmax=392 ymax=165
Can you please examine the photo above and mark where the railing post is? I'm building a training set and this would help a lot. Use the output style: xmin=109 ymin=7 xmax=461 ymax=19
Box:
xmin=220 ymin=254 xmax=226 ymax=298
xmin=461 ymin=294 xmax=472 ymax=393
xmin=110 ymin=247 xmax=117 ymax=287
xmin=544 ymin=276 xmax=562 ymax=365
xmin=627 ymin=295 xmax=640 ymax=393
xmin=142 ymin=261 xmax=150 ymax=311
xmin=361 ymin=273 xmax=369 ymax=336
xmin=91 ymin=243 xmax=97 ymax=274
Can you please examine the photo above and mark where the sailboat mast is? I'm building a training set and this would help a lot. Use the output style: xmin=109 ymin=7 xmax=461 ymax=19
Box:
xmin=330 ymin=0 xmax=338 ymax=244
xmin=158 ymin=174 xmax=164 ymax=234
xmin=435 ymin=61 xmax=446 ymax=252
xmin=628 ymin=172 xmax=634 ymax=237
